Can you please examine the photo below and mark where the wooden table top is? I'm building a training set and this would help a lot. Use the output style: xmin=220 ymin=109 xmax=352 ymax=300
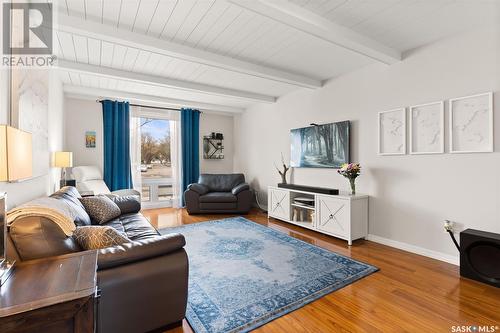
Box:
xmin=0 ymin=250 xmax=97 ymax=317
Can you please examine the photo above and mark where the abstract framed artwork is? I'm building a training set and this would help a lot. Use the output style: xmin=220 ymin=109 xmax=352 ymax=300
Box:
xmin=378 ymin=108 xmax=406 ymax=155
xmin=85 ymin=131 xmax=96 ymax=148
xmin=409 ymin=101 xmax=444 ymax=154
xmin=449 ymin=92 xmax=493 ymax=153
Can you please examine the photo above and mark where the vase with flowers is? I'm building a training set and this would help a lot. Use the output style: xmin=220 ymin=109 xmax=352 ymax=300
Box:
xmin=337 ymin=163 xmax=361 ymax=195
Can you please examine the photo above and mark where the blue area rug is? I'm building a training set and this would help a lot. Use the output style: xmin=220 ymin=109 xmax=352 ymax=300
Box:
xmin=160 ymin=217 xmax=378 ymax=333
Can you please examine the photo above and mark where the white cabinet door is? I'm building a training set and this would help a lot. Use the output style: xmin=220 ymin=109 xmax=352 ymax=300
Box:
xmin=316 ymin=195 xmax=350 ymax=238
xmin=268 ymin=188 xmax=290 ymax=221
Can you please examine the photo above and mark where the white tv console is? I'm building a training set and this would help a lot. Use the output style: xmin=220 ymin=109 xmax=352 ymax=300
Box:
xmin=268 ymin=186 xmax=368 ymax=245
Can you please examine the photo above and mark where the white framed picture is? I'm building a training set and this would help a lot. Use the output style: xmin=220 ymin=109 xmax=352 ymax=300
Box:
xmin=409 ymin=101 xmax=444 ymax=154
xmin=449 ymin=92 xmax=493 ymax=153
xmin=378 ymin=108 xmax=406 ymax=155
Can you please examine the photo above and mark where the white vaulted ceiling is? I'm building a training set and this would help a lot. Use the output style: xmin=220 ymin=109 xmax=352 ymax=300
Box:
xmin=53 ymin=0 xmax=499 ymax=112
xmin=287 ymin=0 xmax=499 ymax=51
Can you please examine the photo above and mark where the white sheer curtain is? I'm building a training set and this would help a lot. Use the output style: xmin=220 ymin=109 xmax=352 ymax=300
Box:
xmin=130 ymin=107 xmax=142 ymax=194
xmin=170 ymin=119 xmax=182 ymax=208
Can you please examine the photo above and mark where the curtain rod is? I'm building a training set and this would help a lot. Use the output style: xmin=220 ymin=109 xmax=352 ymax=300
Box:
xmin=96 ymin=100 xmax=203 ymax=113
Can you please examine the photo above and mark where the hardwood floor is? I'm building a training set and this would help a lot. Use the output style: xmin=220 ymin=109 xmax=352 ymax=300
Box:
xmin=142 ymin=208 xmax=500 ymax=333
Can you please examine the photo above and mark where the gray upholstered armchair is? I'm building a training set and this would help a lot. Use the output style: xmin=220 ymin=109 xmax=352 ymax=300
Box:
xmin=184 ymin=174 xmax=253 ymax=214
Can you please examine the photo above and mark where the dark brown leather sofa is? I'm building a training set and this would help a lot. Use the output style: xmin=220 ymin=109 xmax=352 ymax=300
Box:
xmin=6 ymin=187 xmax=188 ymax=333
xmin=184 ymin=174 xmax=253 ymax=214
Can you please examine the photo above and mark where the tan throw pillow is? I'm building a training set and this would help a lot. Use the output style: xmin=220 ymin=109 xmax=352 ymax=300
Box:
xmin=73 ymin=226 xmax=130 ymax=250
xmin=79 ymin=195 xmax=121 ymax=224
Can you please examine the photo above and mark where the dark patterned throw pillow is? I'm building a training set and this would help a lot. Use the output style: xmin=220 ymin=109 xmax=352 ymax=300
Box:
xmin=79 ymin=195 xmax=121 ymax=224
xmin=73 ymin=226 xmax=130 ymax=250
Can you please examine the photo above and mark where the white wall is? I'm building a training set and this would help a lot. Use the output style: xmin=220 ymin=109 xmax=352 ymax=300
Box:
xmin=234 ymin=26 xmax=500 ymax=264
xmin=0 ymin=69 xmax=8 ymax=124
xmin=200 ymin=112 xmax=234 ymax=174
xmin=64 ymin=97 xmax=104 ymax=173
xmin=0 ymin=70 xmax=65 ymax=208
xmin=48 ymin=71 xmax=65 ymax=193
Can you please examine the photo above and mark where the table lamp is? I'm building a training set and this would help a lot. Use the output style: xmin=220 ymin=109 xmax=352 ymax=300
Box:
xmin=0 ymin=125 xmax=33 ymax=182
xmin=0 ymin=125 xmax=33 ymax=285
xmin=54 ymin=151 xmax=73 ymax=187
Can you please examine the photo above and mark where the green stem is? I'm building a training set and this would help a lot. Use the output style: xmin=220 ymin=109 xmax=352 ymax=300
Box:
xmin=349 ymin=178 xmax=356 ymax=195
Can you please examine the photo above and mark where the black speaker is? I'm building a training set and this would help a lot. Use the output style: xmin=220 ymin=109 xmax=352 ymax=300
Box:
xmin=460 ymin=229 xmax=500 ymax=288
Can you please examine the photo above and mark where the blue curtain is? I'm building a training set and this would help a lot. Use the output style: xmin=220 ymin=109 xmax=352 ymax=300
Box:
xmin=181 ymin=108 xmax=200 ymax=201
xmin=102 ymin=100 xmax=133 ymax=191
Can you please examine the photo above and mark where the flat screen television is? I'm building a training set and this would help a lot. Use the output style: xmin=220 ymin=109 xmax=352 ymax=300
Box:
xmin=290 ymin=121 xmax=350 ymax=168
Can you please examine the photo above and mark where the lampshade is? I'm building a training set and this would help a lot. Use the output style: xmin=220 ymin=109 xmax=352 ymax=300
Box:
xmin=0 ymin=125 xmax=33 ymax=182
xmin=54 ymin=151 xmax=73 ymax=168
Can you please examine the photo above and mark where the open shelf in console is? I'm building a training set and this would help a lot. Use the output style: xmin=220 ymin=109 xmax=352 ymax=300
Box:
xmin=291 ymin=202 xmax=315 ymax=210
xmin=290 ymin=191 xmax=315 ymax=225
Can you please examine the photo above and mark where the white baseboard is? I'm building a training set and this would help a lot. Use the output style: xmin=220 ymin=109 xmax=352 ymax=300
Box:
xmin=367 ymin=234 xmax=459 ymax=266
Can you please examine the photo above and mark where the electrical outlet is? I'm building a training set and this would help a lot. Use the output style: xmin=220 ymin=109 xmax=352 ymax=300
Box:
xmin=444 ymin=220 xmax=465 ymax=233
xmin=444 ymin=220 xmax=454 ymax=232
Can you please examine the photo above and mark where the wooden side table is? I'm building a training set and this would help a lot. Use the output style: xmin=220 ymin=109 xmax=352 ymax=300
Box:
xmin=0 ymin=251 xmax=98 ymax=333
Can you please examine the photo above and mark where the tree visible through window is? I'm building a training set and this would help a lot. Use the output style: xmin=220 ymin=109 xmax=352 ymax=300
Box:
xmin=140 ymin=118 xmax=171 ymax=179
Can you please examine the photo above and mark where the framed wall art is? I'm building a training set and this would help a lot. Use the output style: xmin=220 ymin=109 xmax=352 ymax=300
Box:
xmin=85 ymin=131 xmax=96 ymax=148
xmin=449 ymin=92 xmax=493 ymax=153
xmin=409 ymin=101 xmax=444 ymax=154
xmin=378 ymin=108 xmax=406 ymax=155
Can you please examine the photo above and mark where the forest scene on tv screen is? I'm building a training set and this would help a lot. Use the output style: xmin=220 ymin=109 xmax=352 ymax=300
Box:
xmin=290 ymin=121 xmax=350 ymax=168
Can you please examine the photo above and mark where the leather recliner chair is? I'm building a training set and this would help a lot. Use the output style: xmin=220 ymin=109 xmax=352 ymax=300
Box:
xmin=184 ymin=173 xmax=253 ymax=214
xmin=6 ymin=187 xmax=188 ymax=333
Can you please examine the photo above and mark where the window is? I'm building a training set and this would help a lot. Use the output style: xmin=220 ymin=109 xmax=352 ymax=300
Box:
xmin=142 ymin=186 xmax=151 ymax=201
xmin=140 ymin=118 xmax=171 ymax=180
xmin=131 ymin=110 xmax=179 ymax=209
xmin=158 ymin=185 xmax=173 ymax=201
